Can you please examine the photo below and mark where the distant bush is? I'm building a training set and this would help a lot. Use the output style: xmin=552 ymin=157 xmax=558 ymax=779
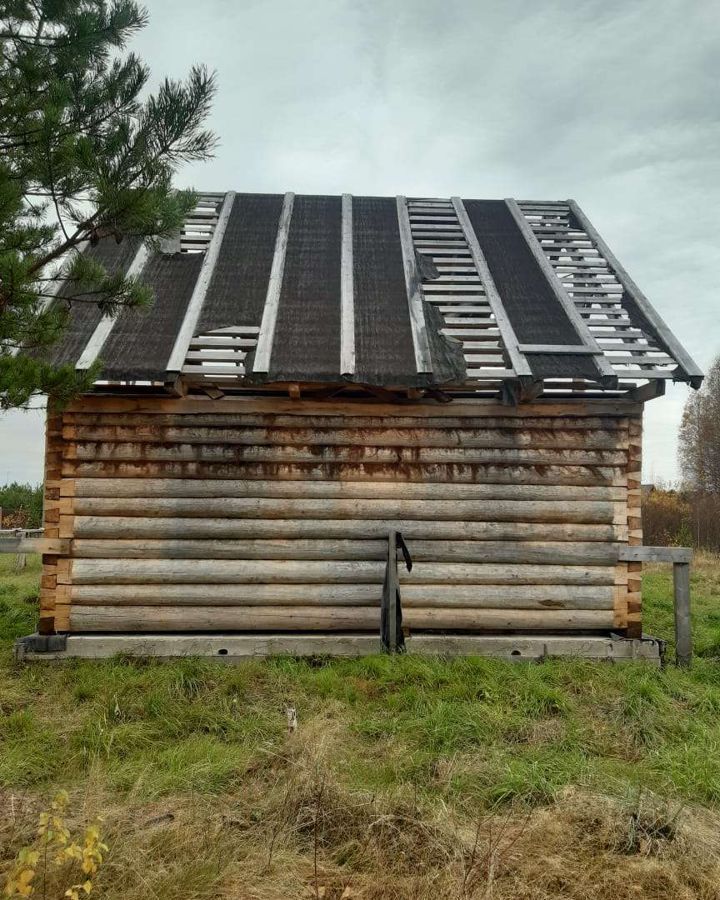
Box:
xmin=643 ymin=488 xmax=720 ymax=551
xmin=0 ymin=482 xmax=43 ymax=529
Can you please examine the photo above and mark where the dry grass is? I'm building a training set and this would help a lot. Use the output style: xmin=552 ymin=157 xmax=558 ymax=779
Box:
xmin=4 ymin=752 xmax=720 ymax=899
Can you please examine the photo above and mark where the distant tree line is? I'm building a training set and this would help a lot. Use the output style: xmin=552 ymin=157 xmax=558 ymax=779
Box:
xmin=643 ymin=353 xmax=720 ymax=551
xmin=0 ymin=482 xmax=43 ymax=529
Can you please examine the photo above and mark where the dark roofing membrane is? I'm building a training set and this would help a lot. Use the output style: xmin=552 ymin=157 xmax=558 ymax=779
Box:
xmin=350 ymin=196 xmax=418 ymax=383
xmin=29 ymin=191 xmax=687 ymax=390
xmin=41 ymin=237 xmax=143 ymax=367
xmin=268 ymin=194 xmax=342 ymax=381
xmin=462 ymin=200 xmax=599 ymax=382
xmin=100 ymin=253 xmax=203 ymax=381
xmin=197 ymin=193 xmax=283 ymax=334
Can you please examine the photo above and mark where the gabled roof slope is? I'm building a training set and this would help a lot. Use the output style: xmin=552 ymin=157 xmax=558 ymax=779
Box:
xmin=37 ymin=193 xmax=702 ymax=396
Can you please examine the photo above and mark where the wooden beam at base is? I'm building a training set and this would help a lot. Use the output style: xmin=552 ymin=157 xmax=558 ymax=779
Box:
xmin=17 ymin=632 xmax=661 ymax=664
xmin=619 ymin=546 xmax=692 ymax=563
xmin=0 ymin=537 xmax=69 ymax=555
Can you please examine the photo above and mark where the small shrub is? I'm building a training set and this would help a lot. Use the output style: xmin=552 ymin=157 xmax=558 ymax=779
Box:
xmin=3 ymin=791 xmax=107 ymax=898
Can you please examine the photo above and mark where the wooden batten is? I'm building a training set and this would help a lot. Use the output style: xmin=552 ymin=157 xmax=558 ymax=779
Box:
xmin=37 ymin=394 xmax=644 ymax=643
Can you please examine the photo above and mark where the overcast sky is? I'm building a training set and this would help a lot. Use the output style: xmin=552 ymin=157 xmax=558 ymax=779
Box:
xmin=1 ymin=0 xmax=718 ymax=484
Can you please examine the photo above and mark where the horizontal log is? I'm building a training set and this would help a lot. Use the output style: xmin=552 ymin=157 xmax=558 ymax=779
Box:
xmin=62 ymin=461 xmax=626 ymax=486
xmin=618 ymin=546 xmax=693 ymax=563
xmin=64 ymin=559 xmax=617 ymax=585
xmin=67 ymin=497 xmax=621 ymax=524
xmin=65 ymin=395 xmax=641 ymax=419
xmin=0 ymin=537 xmax=69 ymax=555
xmin=68 ymin=604 xmax=615 ymax=633
xmin=70 ymin=539 xmax=622 ymax=565
xmin=69 ymin=516 xmax=626 ymax=542
xmin=65 ymin=412 xmax=629 ymax=432
xmin=70 ymin=582 xmax=616 ymax=610
xmin=62 ymin=424 xmax=627 ymax=451
xmin=64 ymin=441 xmax=628 ymax=467
xmin=65 ymin=478 xmax=626 ymax=502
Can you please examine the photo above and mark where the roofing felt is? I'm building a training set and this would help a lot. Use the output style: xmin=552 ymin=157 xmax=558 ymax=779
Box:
xmin=35 ymin=193 xmax=702 ymax=392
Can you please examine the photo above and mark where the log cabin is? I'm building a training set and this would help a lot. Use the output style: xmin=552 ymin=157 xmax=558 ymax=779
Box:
xmin=19 ymin=194 xmax=703 ymax=662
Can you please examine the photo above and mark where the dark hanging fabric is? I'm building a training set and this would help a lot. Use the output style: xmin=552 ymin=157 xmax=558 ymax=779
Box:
xmin=381 ymin=531 xmax=412 ymax=653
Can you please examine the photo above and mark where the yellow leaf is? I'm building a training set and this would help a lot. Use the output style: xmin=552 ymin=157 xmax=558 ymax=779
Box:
xmin=82 ymin=881 xmax=92 ymax=895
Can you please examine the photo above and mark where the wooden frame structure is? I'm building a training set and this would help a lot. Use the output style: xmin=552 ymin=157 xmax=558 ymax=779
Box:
xmin=18 ymin=193 xmax=702 ymax=661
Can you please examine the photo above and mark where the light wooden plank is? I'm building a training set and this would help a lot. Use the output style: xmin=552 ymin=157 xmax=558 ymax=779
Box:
xmin=251 ymin=191 xmax=295 ymax=373
xmin=0 ymin=537 xmax=69 ymax=554
xmin=568 ymin=200 xmax=702 ymax=387
xmin=618 ymin=546 xmax=692 ymax=563
xmin=165 ymin=192 xmax=237 ymax=373
xmin=505 ymin=198 xmax=617 ymax=385
xmin=396 ymin=195 xmax=433 ymax=374
xmin=340 ymin=193 xmax=355 ymax=375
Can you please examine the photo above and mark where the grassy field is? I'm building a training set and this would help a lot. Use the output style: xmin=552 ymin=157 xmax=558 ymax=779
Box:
xmin=1 ymin=555 xmax=720 ymax=898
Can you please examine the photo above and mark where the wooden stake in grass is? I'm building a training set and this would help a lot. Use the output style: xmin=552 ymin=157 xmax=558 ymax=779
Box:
xmin=286 ymin=706 xmax=298 ymax=734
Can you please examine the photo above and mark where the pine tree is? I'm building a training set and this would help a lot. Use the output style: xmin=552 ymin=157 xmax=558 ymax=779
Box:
xmin=0 ymin=0 xmax=216 ymax=408
xmin=679 ymin=353 xmax=720 ymax=493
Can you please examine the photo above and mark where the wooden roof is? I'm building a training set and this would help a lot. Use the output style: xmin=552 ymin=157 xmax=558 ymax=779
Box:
xmin=39 ymin=193 xmax=703 ymax=398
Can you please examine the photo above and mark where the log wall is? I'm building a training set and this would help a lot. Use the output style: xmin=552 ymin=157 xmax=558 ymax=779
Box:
xmin=40 ymin=395 xmax=644 ymax=637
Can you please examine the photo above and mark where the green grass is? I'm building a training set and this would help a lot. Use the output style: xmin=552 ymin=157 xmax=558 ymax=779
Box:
xmin=1 ymin=553 xmax=720 ymax=898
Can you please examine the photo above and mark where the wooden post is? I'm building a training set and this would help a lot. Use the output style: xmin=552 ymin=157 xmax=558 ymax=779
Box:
xmin=673 ymin=561 xmax=692 ymax=667
xmin=618 ymin=546 xmax=693 ymax=667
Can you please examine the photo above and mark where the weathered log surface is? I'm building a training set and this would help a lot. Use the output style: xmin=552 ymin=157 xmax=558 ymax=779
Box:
xmin=45 ymin=396 xmax=638 ymax=638
xmin=64 ymin=558 xmax=617 ymax=585
xmin=63 ymin=460 xmax=626 ymax=486
xmin=70 ymin=582 xmax=617 ymax=609
xmin=63 ymin=424 xmax=628 ymax=451
xmin=69 ymin=604 xmax=615 ymax=633
xmin=65 ymin=441 xmax=628 ymax=466
xmin=65 ymin=395 xmax=641 ymax=418
xmin=66 ymin=478 xmax=626 ymax=502
xmin=68 ymin=516 xmax=627 ymax=542
xmin=70 ymin=538 xmax=621 ymax=565
xmin=67 ymin=497 xmax=621 ymax=524
xmin=65 ymin=412 xmax=629 ymax=431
